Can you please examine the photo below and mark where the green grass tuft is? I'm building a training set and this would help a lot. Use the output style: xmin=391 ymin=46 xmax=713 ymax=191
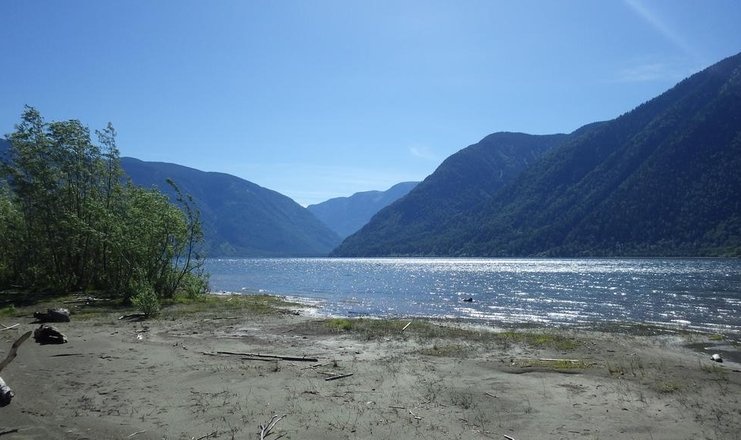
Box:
xmin=495 ymin=331 xmax=581 ymax=351
xmin=0 ymin=305 xmax=17 ymax=317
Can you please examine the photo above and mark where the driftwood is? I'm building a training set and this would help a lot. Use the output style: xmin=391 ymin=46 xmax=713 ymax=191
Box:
xmin=0 ymin=331 xmax=31 ymax=373
xmin=324 ymin=373 xmax=353 ymax=382
xmin=0 ymin=428 xmax=20 ymax=436
xmin=0 ymin=324 xmax=19 ymax=332
xmin=33 ymin=308 xmax=70 ymax=323
xmin=402 ymin=321 xmax=412 ymax=331
xmin=33 ymin=325 xmax=67 ymax=344
xmin=118 ymin=313 xmax=147 ymax=321
xmin=259 ymin=414 xmax=286 ymax=440
xmin=215 ymin=351 xmax=318 ymax=362
xmin=0 ymin=331 xmax=32 ymax=407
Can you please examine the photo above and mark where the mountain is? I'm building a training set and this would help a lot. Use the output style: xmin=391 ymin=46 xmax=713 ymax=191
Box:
xmin=307 ymin=182 xmax=418 ymax=239
xmin=120 ymin=158 xmax=342 ymax=257
xmin=331 ymin=130 xmax=576 ymax=256
xmin=1 ymin=134 xmax=341 ymax=257
xmin=333 ymin=52 xmax=741 ymax=257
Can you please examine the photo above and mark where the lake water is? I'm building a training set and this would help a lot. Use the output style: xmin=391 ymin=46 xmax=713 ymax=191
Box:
xmin=205 ymin=258 xmax=741 ymax=334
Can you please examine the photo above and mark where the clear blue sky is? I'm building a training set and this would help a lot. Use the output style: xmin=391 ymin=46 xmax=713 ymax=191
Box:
xmin=2 ymin=1 xmax=740 ymax=206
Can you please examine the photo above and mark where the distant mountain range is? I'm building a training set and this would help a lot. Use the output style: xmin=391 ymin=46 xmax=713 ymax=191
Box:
xmin=5 ymin=52 xmax=741 ymax=258
xmin=120 ymin=158 xmax=341 ymax=257
xmin=307 ymin=182 xmax=417 ymax=239
xmin=0 ymin=138 xmax=406 ymax=257
xmin=333 ymin=52 xmax=741 ymax=257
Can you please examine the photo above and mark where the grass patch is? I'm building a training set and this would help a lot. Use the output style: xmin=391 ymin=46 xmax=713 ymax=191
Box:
xmin=0 ymin=305 xmax=17 ymax=317
xmin=511 ymin=358 xmax=590 ymax=369
xmin=323 ymin=318 xmax=417 ymax=339
xmin=418 ymin=343 xmax=472 ymax=358
xmin=709 ymin=333 xmax=725 ymax=341
xmin=319 ymin=318 xmax=494 ymax=341
xmin=326 ymin=318 xmax=353 ymax=331
xmin=163 ymin=293 xmax=302 ymax=318
xmin=494 ymin=331 xmax=581 ymax=351
xmin=317 ymin=318 xmax=581 ymax=351
xmin=655 ymin=381 xmax=682 ymax=394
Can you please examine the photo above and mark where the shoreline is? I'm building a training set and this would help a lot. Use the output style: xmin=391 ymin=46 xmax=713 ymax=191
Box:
xmin=1 ymin=294 xmax=740 ymax=439
xmin=218 ymin=290 xmax=741 ymax=338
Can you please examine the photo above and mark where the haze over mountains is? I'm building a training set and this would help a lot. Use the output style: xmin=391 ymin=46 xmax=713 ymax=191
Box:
xmin=3 ymin=52 xmax=740 ymax=258
xmin=334 ymin=52 xmax=741 ymax=257
xmin=307 ymin=182 xmax=417 ymax=239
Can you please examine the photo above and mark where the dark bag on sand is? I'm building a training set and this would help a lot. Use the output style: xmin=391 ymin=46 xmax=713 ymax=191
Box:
xmin=0 ymin=377 xmax=13 ymax=407
xmin=33 ymin=324 xmax=67 ymax=344
xmin=33 ymin=308 xmax=71 ymax=323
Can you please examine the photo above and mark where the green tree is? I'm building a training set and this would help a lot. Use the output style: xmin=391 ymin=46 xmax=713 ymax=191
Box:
xmin=0 ymin=107 xmax=208 ymax=306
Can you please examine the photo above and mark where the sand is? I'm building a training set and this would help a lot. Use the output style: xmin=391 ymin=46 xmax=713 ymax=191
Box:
xmin=0 ymin=296 xmax=740 ymax=440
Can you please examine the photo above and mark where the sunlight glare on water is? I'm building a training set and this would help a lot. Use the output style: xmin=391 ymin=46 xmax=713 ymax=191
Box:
xmin=206 ymin=258 xmax=741 ymax=333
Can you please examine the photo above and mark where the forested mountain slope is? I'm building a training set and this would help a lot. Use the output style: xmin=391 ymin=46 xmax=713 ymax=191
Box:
xmin=121 ymin=158 xmax=342 ymax=257
xmin=334 ymin=52 xmax=741 ymax=257
xmin=332 ymin=130 xmax=573 ymax=255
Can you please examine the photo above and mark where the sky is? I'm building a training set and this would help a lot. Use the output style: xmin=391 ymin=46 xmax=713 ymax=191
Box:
xmin=2 ymin=1 xmax=741 ymax=206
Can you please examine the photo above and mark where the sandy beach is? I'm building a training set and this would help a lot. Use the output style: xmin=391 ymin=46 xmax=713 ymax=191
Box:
xmin=1 ymin=294 xmax=739 ymax=440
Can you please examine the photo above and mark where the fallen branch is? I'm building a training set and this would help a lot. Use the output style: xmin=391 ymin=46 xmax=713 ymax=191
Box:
xmin=259 ymin=414 xmax=286 ymax=440
xmin=324 ymin=373 xmax=353 ymax=382
xmin=216 ymin=351 xmax=317 ymax=362
xmin=242 ymin=356 xmax=279 ymax=362
xmin=194 ymin=431 xmax=218 ymax=440
xmin=1 ymin=331 xmax=32 ymax=407
xmin=0 ymin=324 xmax=19 ymax=331
xmin=118 ymin=313 xmax=147 ymax=321
xmin=503 ymin=435 xmax=518 ymax=440
xmin=0 ymin=428 xmax=19 ymax=436
xmin=402 ymin=321 xmax=412 ymax=331
xmin=127 ymin=430 xmax=147 ymax=438
xmin=0 ymin=331 xmax=32 ymax=373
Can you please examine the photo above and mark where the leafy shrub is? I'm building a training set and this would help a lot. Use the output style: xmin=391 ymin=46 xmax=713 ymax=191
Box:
xmin=131 ymin=284 xmax=160 ymax=317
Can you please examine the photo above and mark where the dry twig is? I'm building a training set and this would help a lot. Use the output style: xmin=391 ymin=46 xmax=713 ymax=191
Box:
xmin=259 ymin=414 xmax=286 ymax=440
xmin=0 ymin=324 xmax=19 ymax=332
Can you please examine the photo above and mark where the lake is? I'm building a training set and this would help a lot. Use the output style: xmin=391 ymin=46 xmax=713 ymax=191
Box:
xmin=205 ymin=258 xmax=741 ymax=334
